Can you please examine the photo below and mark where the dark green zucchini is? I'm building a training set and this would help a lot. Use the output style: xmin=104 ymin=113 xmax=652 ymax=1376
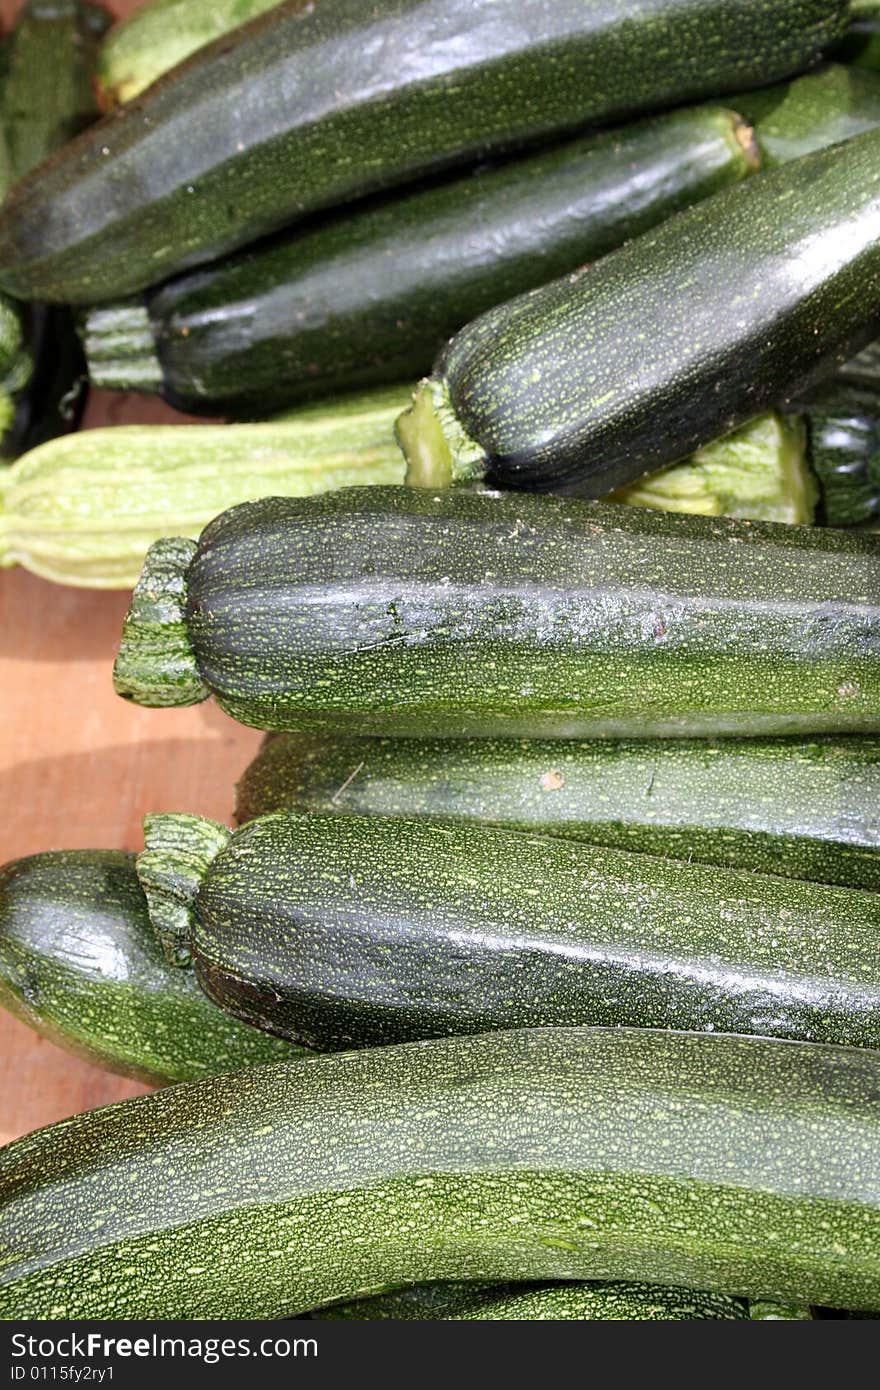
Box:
xmin=804 ymin=389 xmax=880 ymax=527
xmin=139 ymin=808 xmax=880 ymax=1052
xmin=82 ymin=103 xmax=760 ymax=414
xmin=396 ymin=129 xmax=880 ymax=496
xmin=0 ymin=0 xmax=848 ymax=305
xmin=114 ymin=489 xmax=880 ymax=739
xmin=235 ymin=733 xmax=880 ymax=891
xmin=0 ymin=0 xmax=108 ymax=459
xmin=0 ymin=849 xmax=302 ymax=1084
xmin=737 ymin=64 xmax=880 ymax=166
xmin=309 ymin=1281 xmax=749 ymax=1320
xmin=3 ymin=1026 xmax=880 ymax=1317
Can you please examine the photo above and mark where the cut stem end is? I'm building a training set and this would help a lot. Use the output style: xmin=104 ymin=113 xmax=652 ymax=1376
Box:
xmin=113 ymin=536 xmax=209 ymax=708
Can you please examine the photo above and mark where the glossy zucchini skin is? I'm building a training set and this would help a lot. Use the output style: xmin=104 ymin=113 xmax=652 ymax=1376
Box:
xmin=235 ymin=733 xmax=880 ymax=891
xmin=310 ymin=1281 xmax=748 ymax=1320
xmin=0 ymin=850 xmax=301 ymax=1084
xmin=84 ymin=104 xmax=759 ymax=414
xmin=114 ymin=489 xmax=880 ymax=739
xmin=805 ymin=391 xmax=880 ymax=528
xmin=0 ymin=0 xmax=848 ymax=305
xmin=3 ymin=1026 xmax=880 ymax=1317
xmin=400 ymin=128 xmax=880 ymax=497
xmin=176 ymin=810 xmax=880 ymax=1052
xmin=738 ymin=64 xmax=880 ymax=166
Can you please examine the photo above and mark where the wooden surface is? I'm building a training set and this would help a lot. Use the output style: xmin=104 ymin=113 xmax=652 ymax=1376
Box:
xmin=0 ymin=0 xmax=265 ymax=1145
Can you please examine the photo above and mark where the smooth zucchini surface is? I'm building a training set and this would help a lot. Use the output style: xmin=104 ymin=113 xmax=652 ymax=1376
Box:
xmin=2 ymin=1027 xmax=880 ymax=1317
xmin=397 ymin=128 xmax=880 ymax=496
xmin=114 ymin=489 xmax=880 ymax=739
xmin=235 ymin=733 xmax=880 ymax=891
xmin=152 ymin=809 xmax=880 ymax=1052
xmin=83 ymin=103 xmax=759 ymax=413
xmin=0 ymin=0 xmax=848 ymax=303
xmin=0 ymin=850 xmax=301 ymax=1084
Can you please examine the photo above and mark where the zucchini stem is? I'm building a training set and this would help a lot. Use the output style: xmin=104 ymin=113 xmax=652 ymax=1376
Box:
xmin=397 ymin=378 xmax=486 ymax=488
xmin=137 ymin=813 xmax=231 ymax=966
xmin=113 ymin=537 xmax=209 ymax=708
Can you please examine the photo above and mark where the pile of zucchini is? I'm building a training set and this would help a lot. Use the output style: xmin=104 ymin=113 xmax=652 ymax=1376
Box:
xmin=1 ymin=0 xmax=880 ymax=1323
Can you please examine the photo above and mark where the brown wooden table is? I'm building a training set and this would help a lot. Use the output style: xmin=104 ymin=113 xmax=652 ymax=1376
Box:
xmin=0 ymin=0 xmax=269 ymax=1144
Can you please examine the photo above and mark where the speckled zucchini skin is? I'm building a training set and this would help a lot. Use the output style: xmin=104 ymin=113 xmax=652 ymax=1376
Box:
xmin=235 ymin=733 xmax=880 ymax=891
xmin=85 ymin=103 xmax=759 ymax=413
xmin=427 ymin=127 xmax=880 ymax=496
xmin=310 ymin=1280 xmax=749 ymax=1320
xmin=117 ymin=488 xmax=880 ymax=738
xmin=0 ymin=851 xmax=302 ymax=1084
xmin=0 ymin=0 xmax=848 ymax=305
xmin=3 ymin=1027 xmax=880 ymax=1318
xmin=185 ymin=810 xmax=880 ymax=1051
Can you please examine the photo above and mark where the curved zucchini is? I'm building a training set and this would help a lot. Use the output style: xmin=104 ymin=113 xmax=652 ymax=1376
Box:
xmin=396 ymin=129 xmax=880 ymax=496
xmin=138 ymin=808 xmax=880 ymax=1052
xmin=113 ymin=489 xmax=880 ymax=739
xmin=737 ymin=64 xmax=880 ymax=166
xmin=310 ymin=1281 xmax=748 ymax=1321
xmin=235 ymin=732 xmax=880 ymax=892
xmin=0 ymin=386 xmax=407 ymax=588
xmin=3 ymin=1027 xmax=880 ymax=1317
xmin=0 ymin=0 xmax=848 ymax=305
xmin=83 ymin=104 xmax=760 ymax=413
xmin=0 ymin=850 xmax=302 ymax=1084
xmin=95 ymin=0 xmax=281 ymax=109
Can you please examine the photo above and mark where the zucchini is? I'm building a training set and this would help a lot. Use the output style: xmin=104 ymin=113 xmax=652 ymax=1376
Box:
xmin=113 ymin=488 xmax=880 ymax=739
xmin=0 ymin=401 xmax=821 ymax=591
xmin=833 ymin=339 xmax=880 ymax=392
xmin=83 ymin=103 xmax=761 ymax=414
xmin=2 ymin=1026 xmax=880 ymax=1316
xmin=235 ymin=732 xmax=880 ymax=892
xmin=95 ymin=0 xmax=281 ymax=109
xmin=396 ymin=129 xmax=880 ymax=497
xmin=737 ymin=64 xmax=880 ymax=166
xmin=309 ymin=1281 xmax=749 ymax=1320
xmin=0 ymin=849 xmax=302 ymax=1085
xmin=144 ymin=808 xmax=880 ymax=1051
xmin=612 ymin=412 xmax=816 ymax=525
xmin=1 ymin=0 xmax=111 ymax=185
xmin=0 ymin=0 xmax=109 ymax=460
xmin=803 ymin=389 xmax=880 ymax=528
xmin=0 ymin=386 xmax=408 ymax=588
xmin=0 ymin=0 xmax=848 ymax=305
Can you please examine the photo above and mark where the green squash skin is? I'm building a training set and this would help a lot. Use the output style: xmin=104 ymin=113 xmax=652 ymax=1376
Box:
xmin=738 ymin=64 xmax=880 ymax=167
xmin=428 ymin=128 xmax=880 ymax=497
xmin=0 ymin=0 xmax=848 ymax=305
xmin=186 ymin=811 xmax=880 ymax=1052
xmin=0 ymin=851 xmax=302 ymax=1084
xmin=148 ymin=488 xmax=880 ymax=739
xmin=805 ymin=396 xmax=880 ymax=528
xmin=3 ymin=1027 xmax=880 ymax=1317
xmin=310 ymin=1280 xmax=749 ymax=1320
xmin=235 ymin=733 xmax=880 ymax=891
xmin=88 ymin=103 xmax=759 ymax=414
